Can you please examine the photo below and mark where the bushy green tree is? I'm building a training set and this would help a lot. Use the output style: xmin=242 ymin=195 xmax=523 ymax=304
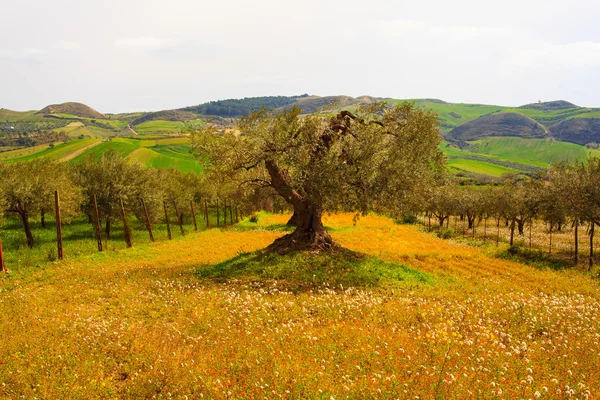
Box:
xmin=72 ymin=150 xmax=148 ymax=239
xmin=0 ymin=159 xmax=82 ymax=248
xmin=193 ymin=102 xmax=445 ymax=251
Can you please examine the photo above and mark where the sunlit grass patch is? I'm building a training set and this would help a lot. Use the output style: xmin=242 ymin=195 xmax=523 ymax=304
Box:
xmin=198 ymin=249 xmax=433 ymax=290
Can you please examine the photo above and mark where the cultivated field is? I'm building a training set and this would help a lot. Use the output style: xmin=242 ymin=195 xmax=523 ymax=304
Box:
xmin=1 ymin=213 xmax=598 ymax=398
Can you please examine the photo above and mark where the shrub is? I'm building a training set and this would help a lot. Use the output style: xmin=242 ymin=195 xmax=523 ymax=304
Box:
xmin=438 ymin=228 xmax=454 ymax=239
xmin=249 ymin=214 xmax=259 ymax=223
xmin=401 ymin=215 xmax=418 ymax=224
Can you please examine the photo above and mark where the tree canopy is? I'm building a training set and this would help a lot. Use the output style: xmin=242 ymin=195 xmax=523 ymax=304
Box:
xmin=192 ymin=102 xmax=445 ymax=251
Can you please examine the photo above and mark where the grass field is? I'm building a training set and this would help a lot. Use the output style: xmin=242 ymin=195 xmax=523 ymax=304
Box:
xmin=128 ymin=147 xmax=202 ymax=173
xmin=388 ymin=99 xmax=600 ymax=134
xmin=0 ymin=213 xmax=598 ymax=398
xmin=440 ymin=137 xmax=600 ymax=178
xmin=4 ymin=139 xmax=100 ymax=162
xmin=133 ymin=121 xmax=186 ymax=133
xmin=468 ymin=137 xmax=600 ymax=166
xmin=447 ymin=158 xmax=519 ymax=177
xmin=1 ymin=137 xmax=200 ymax=173
xmin=0 ymin=143 xmax=62 ymax=161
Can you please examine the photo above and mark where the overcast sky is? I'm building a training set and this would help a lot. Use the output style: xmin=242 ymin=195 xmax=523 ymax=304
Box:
xmin=1 ymin=0 xmax=599 ymax=113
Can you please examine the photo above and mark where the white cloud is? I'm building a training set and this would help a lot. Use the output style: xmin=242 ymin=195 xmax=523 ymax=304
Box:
xmin=23 ymin=47 xmax=46 ymax=55
xmin=114 ymin=37 xmax=177 ymax=49
xmin=374 ymin=20 xmax=512 ymax=41
xmin=511 ymin=41 xmax=600 ymax=68
xmin=54 ymin=40 xmax=80 ymax=51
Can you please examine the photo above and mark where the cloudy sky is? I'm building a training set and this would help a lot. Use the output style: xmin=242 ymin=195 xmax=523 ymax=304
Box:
xmin=1 ymin=0 xmax=599 ymax=112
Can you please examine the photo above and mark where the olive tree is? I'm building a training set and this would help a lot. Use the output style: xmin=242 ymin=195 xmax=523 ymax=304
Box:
xmin=192 ymin=102 xmax=444 ymax=251
xmin=72 ymin=150 xmax=148 ymax=239
xmin=0 ymin=159 xmax=82 ymax=248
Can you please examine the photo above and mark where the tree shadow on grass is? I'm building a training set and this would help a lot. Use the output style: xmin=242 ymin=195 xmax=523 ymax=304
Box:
xmin=495 ymin=246 xmax=572 ymax=271
xmin=197 ymin=247 xmax=434 ymax=293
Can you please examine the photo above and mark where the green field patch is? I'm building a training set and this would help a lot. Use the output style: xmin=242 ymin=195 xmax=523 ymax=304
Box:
xmin=467 ymin=137 xmax=600 ymax=166
xmin=133 ymin=120 xmax=186 ymax=133
xmin=69 ymin=139 xmax=140 ymax=162
xmin=0 ymin=143 xmax=62 ymax=161
xmin=127 ymin=147 xmax=202 ymax=173
xmin=5 ymin=139 xmax=100 ymax=162
xmin=448 ymin=158 xmax=518 ymax=177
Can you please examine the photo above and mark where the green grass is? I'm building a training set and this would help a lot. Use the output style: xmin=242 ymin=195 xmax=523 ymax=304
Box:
xmin=133 ymin=121 xmax=186 ymax=133
xmin=1 ymin=136 xmax=199 ymax=173
xmin=0 ymin=206 xmax=224 ymax=274
xmin=128 ymin=147 xmax=203 ymax=173
xmin=0 ymin=143 xmax=62 ymax=161
xmin=0 ymin=109 xmax=43 ymax=121
xmin=388 ymin=99 xmax=600 ymax=132
xmin=389 ymin=99 xmax=504 ymax=131
xmin=468 ymin=137 xmax=600 ymax=166
xmin=69 ymin=139 xmax=139 ymax=162
xmin=199 ymin=249 xmax=433 ymax=290
xmin=448 ymin=158 xmax=519 ymax=177
xmin=5 ymin=139 xmax=99 ymax=162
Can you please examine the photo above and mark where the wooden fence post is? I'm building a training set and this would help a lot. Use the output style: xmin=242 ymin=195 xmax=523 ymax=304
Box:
xmin=174 ymin=202 xmax=185 ymax=236
xmin=229 ymin=200 xmax=233 ymax=225
xmin=496 ymin=220 xmax=500 ymax=247
xmin=119 ymin=198 xmax=133 ymax=248
xmin=205 ymin=200 xmax=210 ymax=229
xmin=92 ymin=194 xmax=103 ymax=252
xmin=216 ymin=199 xmax=220 ymax=228
xmin=141 ymin=198 xmax=154 ymax=242
xmin=590 ymin=221 xmax=595 ymax=270
xmin=529 ymin=218 xmax=532 ymax=250
xmin=549 ymin=222 xmax=552 ymax=254
xmin=164 ymin=201 xmax=172 ymax=240
xmin=235 ymin=204 xmax=239 ymax=223
xmin=483 ymin=218 xmax=487 ymax=244
xmin=575 ymin=221 xmax=579 ymax=264
xmin=0 ymin=236 xmax=6 ymax=272
xmin=190 ymin=201 xmax=198 ymax=231
xmin=55 ymin=190 xmax=64 ymax=260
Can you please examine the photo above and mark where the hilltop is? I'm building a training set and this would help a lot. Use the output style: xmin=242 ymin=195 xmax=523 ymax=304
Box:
xmin=551 ymin=118 xmax=600 ymax=146
xmin=447 ymin=112 xmax=548 ymax=142
xmin=180 ymin=94 xmax=380 ymax=117
xmin=130 ymin=110 xmax=198 ymax=126
xmin=36 ymin=102 xmax=106 ymax=119
xmin=519 ymin=100 xmax=579 ymax=111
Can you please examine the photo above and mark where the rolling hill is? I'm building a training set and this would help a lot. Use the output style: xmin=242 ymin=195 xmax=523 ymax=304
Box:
xmin=36 ymin=102 xmax=106 ymax=119
xmin=3 ymin=95 xmax=600 ymax=179
xmin=447 ymin=112 xmax=548 ymax=142
xmin=550 ymin=118 xmax=600 ymax=145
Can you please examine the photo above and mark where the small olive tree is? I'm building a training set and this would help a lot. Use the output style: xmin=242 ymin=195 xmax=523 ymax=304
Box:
xmin=0 ymin=159 xmax=82 ymax=248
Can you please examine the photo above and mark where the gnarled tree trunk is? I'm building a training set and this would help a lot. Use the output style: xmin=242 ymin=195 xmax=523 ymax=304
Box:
xmin=265 ymin=160 xmax=334 ymax=252
xmin=269 ymin=202 xmax=333 ymax=253
xmin=286 ymin=210 xmax=299 ymax=226
xmin=517 ymin=218 xmax=525 ymax=236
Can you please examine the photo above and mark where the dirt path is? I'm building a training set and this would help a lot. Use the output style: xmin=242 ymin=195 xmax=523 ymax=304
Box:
xmin=60 ymin=140 xmax=102 ymax=161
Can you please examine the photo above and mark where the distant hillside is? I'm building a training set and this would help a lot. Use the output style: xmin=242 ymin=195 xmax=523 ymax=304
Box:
xmin=36 ymin=102 xmax=105 ymax=119
xmin=181 ymin=95 xmax=309 ymax=117
xmin=447 ymin=112 xmax=548 ymax=142
xmin=519 ymin=100 xmax=578 ymax=111
xmin=131 ymin=110 xmax=198 ymax=126
xmin=280 ymin=95 xmax=364 ymax=114
xmin=550 ymin=118 xmax=600 ymax=146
